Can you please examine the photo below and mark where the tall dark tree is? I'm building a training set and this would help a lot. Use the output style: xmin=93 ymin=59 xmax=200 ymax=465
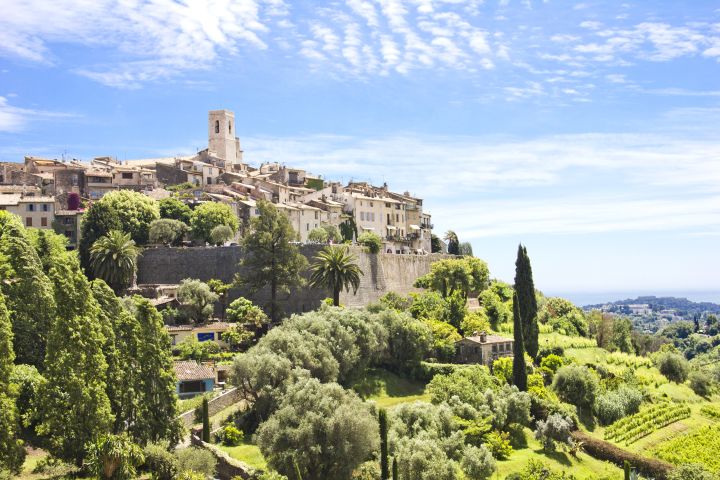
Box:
xmin=38 ymin=254 xmax=113 ymax=466
xmin=514 ymin=244 xmax=539 ymax=359
xmin=79 ymin=202 xmax=122 ymax=274
xmin=512 ymin=293 xmax=528 ymax=392
xmin=392 ymin=457 xmax=398 ymax=480
xmin=130 ymin=297 xmax=181 ymax=445
xmin=0 ymin=211 xmax=56 ymax=369
xmin=379 ymin=408 xmax=389 ymax=480
xmin=238 ymin=200 xmax=308 ymax=322
xmin=202 ymin=398 xmax=210 ymax=443
xmin=444 ymin=230 xmax=460 ymax=255
xmin=0 ymin=290 xmax=26 ymax=475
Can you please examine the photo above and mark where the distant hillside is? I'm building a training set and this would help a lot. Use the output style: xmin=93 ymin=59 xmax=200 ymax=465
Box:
xmin=584 ymin=296 xmax=720 ymax=316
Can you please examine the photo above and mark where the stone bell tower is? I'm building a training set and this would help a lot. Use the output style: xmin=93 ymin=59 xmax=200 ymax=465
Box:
xmin=208 ymin=109 xmax=243 ymax=168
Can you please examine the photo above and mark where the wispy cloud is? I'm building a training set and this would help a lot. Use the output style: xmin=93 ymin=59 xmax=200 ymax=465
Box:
xmin=0 ymin=97 xmax=77 ymax=132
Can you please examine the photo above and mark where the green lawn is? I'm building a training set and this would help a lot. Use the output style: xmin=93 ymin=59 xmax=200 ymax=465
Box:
xmin=494 ymin=429 xmax=622 ymax=480
xmin=219 ymin=440 xmax=267 ymax=470
xmin=353 ymin=368 xmax=431 ymax=408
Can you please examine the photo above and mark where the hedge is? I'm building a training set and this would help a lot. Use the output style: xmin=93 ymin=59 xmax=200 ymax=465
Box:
xmin=571 ymin=430 xmax=673 ymax=479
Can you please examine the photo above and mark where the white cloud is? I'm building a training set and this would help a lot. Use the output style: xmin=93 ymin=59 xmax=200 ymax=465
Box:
xmin=0 ymin=97 xmax=76 ymax=132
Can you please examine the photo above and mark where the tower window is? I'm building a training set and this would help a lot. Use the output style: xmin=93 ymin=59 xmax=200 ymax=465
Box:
xmin=229 ymin=122 xmax=232 ymax=134
xmin=215 ymin=120 xmax=219 ymax=134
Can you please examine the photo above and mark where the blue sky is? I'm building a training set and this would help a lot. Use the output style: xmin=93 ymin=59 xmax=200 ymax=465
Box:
xmin=1 ymin=0 xmax=719 ymax=299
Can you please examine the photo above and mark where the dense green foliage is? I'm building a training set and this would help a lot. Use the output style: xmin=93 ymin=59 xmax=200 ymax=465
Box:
xmin=190 ymin=201 xmax=239 ymax=244
xmin=514 ymin=244 xmax=539 ymax=358
xmin=414 ymin=257 xmax=489 ymax=299
xmin=78 ymin=201 xmax=122 ymax=272
xmin=85 ymin=433 xmax=145 ymax=480
xmin=97 ymin=190 xmax=161 ymax=245
xmin=149 ymin=218 xmax=189 ymax=246
xmin=552 ymin=365 xmax=598 ymax=411
xmin=655 ymin=351 xmax=690 ymax=383
xmin=357 ymin=231 xmax=383 ymax=253
xmin=159 ymin=197 xmax=193 ymax=224
xmin=513 ymin=293 xmax=528 ymax=391
xmin=90 ymin=230 xmax=140 ymax=293
xmin=238 ymin=200 xmax=308 ymax=321
xmin=177 ymin=278 xmax=219 ymax=323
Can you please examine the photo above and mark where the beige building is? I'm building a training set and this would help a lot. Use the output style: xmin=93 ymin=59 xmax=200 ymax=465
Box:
xmin=0 ymin=195 xmax=55 ymax=229
xmin=454 ymin=332 xmax=514 ymax=366
xmin=167 ymin=322 xmax=231 ymax=348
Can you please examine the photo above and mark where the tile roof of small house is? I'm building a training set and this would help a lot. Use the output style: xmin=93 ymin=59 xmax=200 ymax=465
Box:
xmin=461 ymin=333 xmax=513 ymax=345
xmin=174 ymin=361 xmax=215 ymax=381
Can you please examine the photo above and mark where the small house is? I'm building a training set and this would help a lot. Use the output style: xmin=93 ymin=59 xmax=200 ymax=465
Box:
xmin=167 ymin=322 xmax=231 ymax=348
xmin=174 ymin=361 xmax=216 ymax=399
xmin=454 ymin=331 xmax=514 ymax=366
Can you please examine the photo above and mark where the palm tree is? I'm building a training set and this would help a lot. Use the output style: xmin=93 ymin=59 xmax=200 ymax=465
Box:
xmin=309 ymin=245 xmax=363 ymax=307
xmin=444 ymin=230 xmax=460 ymax=255
xmin=90 ymin=230 xmax=140 ymax=293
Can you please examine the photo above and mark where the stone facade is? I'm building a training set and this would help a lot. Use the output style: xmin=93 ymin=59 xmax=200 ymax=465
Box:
xmin=137 ymin=245 xmax=450 ymax=313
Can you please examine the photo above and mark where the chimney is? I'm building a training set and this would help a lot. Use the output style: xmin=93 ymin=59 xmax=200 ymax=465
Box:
xmin=480 ymin=331 xmax=487 ymax=343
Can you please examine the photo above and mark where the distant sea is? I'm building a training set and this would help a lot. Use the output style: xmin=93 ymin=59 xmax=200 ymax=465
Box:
xmin=547 ymin=291 xmax=720 ymax=308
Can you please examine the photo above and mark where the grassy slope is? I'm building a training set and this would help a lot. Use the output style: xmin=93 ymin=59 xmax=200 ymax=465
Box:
xmin=354 ymin=368 xmax=431 ymax=408
xmin=219 ymin=441 xmax=268 ymax=470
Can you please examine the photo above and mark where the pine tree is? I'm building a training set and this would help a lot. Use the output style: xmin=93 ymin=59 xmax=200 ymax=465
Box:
xmin=202 ymin=398 xmax=210 ymax=443
xmin=514 ymin=244 xmax=539 ymax=359
xmin=238 ymin=200 xmax=308 ymax=321
xmin=131 ymin=297 xmax=181 ymax=445
xmin=379 ymin=408 xmax=389 ymax=480
xmin=0 ymin=290 xmax=26 ymax=475
xmin=0 ymin=212 xmax=56 ymax=369
xmin=38 ymin=253 xmax=113 ymax=465
xmin=512 ymin=293 xmax=528 ymax=392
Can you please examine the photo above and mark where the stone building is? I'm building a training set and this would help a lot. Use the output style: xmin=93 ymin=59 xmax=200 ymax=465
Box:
xmin=454 ymin=331 xmax=514 ymax=366
xmin=0 ymin=194 xmax=55 ymax=229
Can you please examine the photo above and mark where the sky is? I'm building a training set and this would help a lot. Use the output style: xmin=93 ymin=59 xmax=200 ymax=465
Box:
xmin=0 ymin=0 xmax=719 ymax=300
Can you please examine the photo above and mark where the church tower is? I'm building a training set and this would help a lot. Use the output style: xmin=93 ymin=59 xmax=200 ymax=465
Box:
xmin=208 ymin=109 xmax=242 ymax=167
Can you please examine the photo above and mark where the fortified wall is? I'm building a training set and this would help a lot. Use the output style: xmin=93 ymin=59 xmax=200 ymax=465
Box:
xmin=137 ymin=245 xmax=449 ymax=314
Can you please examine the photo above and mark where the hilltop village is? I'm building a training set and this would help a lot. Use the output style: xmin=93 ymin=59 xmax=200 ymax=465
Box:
xmin=0 ymin=110 xmax=719 ymax=480
xmin=0 ymin=109 xmax=434 ymax=254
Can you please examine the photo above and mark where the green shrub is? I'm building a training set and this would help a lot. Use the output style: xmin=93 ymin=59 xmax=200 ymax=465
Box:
xmin=143 ymin=443 xmax=179 ymax=480
xmin=540 ymin=354 xmax=565 ymax=374
xmin=485 ymin=430 xmax=513 ymax=460
xmin=689 ymin=371 xmax=713 ymax=397
xmin=666 ymin=464 xmax=717 ymax=480
xmin=357 ymin=232 xmax=382 ymax=254
xmin=220 ymin=425 xmax=244 ymax=446
xmin=175 ymin=447 xmax=216 ymax=478
xmin=655 ymin=352 xmax=689 ymax=383
xmin=460 ymin=444 xmax=495 ymax=479
xmin=552 ymin=365 xmax=599 ymax=411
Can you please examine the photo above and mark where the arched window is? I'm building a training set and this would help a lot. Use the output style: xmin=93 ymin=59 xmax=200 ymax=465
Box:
xmin=229 ymin=121 xmax=232 ymax=134
xmin=215 ymin=120 xmax=219 ymax=134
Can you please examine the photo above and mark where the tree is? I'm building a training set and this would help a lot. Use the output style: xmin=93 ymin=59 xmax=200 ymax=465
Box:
xmin=655 ymin=352 xmax=689 ymax=383
xmin=308 ymin=227 xmax=329 ymax=243
xmin=689 ymin=371 xmax=713 ymax=397
xmin=190 ymin=202 xmax=238 ymax=244
xmin=0 ymin=291 xmax=26 ymax=475
xmin=177 ymin=279 xmax=219 ymax=323
xmin=339 ymin=217 xmax=358 ymax=243
xmin=238 ymin=200 xmax=308 ymax=322
xmin=514 ymin=244 xmax=539 ymax=359
xmin=552 ymin=365 xmax=598 ymax=410
xmin=512 ymin=293 xmax=528 ymax=391
xmin=38 ymin=254 xmax=113 ymax=466
xmin=611 ymin=317 xmax=634 ymax=353
xmin=534 ymin=413 xmax=573 ymax=452
xmin=209 ymin=225 xmax=234 ymax=246
xmin=85 ymin=433 xmax=145 ymax=480
xmin=79 ymin=202 xmax=122 ymax=273
xmin=357 ymin=231 xmax=382 ymax=253
xmin=90 ymin=230 xmax=141 ymax=293
xmin=129 ymin=297 xmax=181 ymax=445
xmin=201 ymin=398 xmax=210 ymax=443
xmin=414 ymin=257 xmax=489 ymax=299
xmin=444 ymin=230 xmax=459 ymax=255
xmin=460 ymin=445 xmax=495 ymax=480
xmin=149 ymin=219 xmax=189 ymax=246
xmin=322 ymin=224 xmax=342 ymax=243
xmin=98 ymin=190 xmax=160 ymax=245
xmin=0 ymin=211 xmax=56 ymax=368
xmin=159 ymin=197 xmax=193 ymax=224
xmin=207 ymin=279 xmax=233 ymax=321
xmin=459 ymin=242 xmax=473 ymax=257
xmin=256 ymin=378 xmax=378 ymax=480
xmin=430 ymin=234 xmax=442 ymax=253
xmin=379 ymin=408 xmax=390 ymax=480
xmin=226 ymin=296 xmax=268 ymax=325
xmin=309 ymin=245 xmax=363 ymax=307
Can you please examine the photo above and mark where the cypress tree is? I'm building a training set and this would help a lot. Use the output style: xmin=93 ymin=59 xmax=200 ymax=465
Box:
xmin=392 ymin=457 xmax=398 ymax=480
xmin=38 ymin=253 xmax=113 ymax=466
xmin=514 ymin=244 xmax=539 ymax=359
xmin=624 ymin=460 xmax=630 ymax=480
xmin=0 ymin=212 xmax=56 ymax=369
xmin=0 ymin=290 xmax=26 ymax=475
xmin=132 ymin=297 xmax=181 ymax=444
xmin=201 ymin=398 xmax=210 ymax=443
xmin=512 ymin=293 xmax=528 ymax=391
xmin=379 ymin=408 xmax=389 ymax=480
